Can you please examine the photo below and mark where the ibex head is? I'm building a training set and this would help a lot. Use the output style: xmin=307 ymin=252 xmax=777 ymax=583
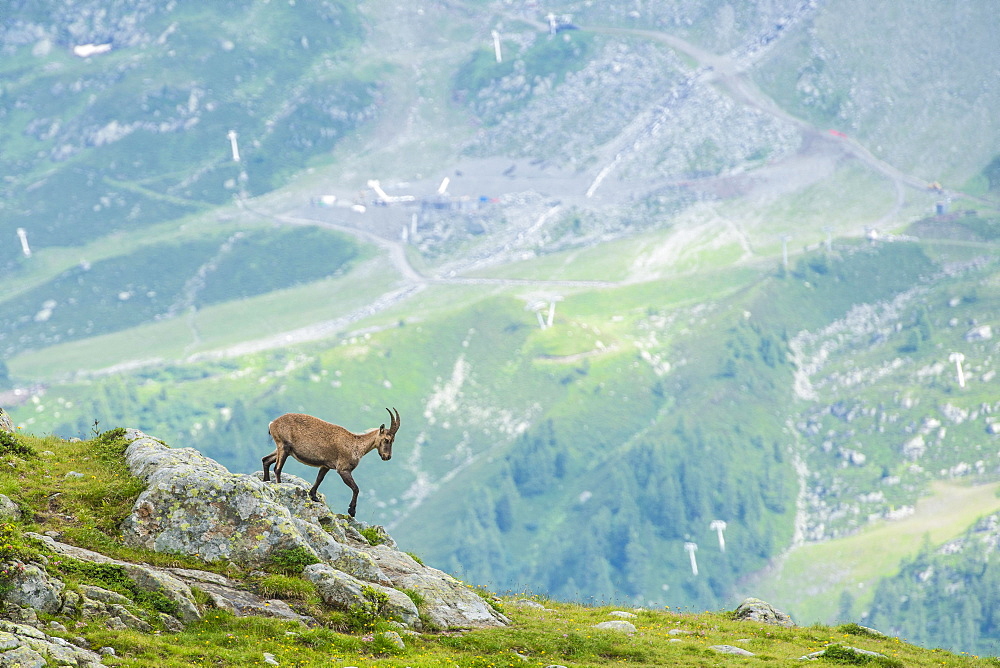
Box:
xmin=376 ymin=407 xmax=401 ymax=461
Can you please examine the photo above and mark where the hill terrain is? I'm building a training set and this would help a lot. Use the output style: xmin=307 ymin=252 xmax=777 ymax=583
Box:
xmin=0 ymin=421 xmax=995 ymax=667
xmin=2 ymin=0 xmax=1000 ymax=655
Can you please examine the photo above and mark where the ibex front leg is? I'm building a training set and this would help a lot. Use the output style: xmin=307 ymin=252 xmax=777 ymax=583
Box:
xmin=338 ymin=469 xmax=360 ymax=517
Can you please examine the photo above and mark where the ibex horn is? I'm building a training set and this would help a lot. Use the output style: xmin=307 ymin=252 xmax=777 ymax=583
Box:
xmin=386 ymin=407 xmax=400 ymax=434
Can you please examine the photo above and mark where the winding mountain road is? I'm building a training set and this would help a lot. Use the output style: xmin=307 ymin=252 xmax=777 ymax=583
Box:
xmin=185 ymin=12 xmax=969 ymax=364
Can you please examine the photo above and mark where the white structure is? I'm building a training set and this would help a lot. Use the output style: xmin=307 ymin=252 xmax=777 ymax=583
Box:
xmin=781 ymin=234 xmax=792 ymax=270
xmin=547 ymin=12 xmax=558 ymax=34
xmin=527 ymin=301 xmax=548 ymax=329
xmin=710 ymin=520 xmax=727 ymax=552
xmin=367 ymin=179 xmax=416 ymax=204
xmin=822 ymin=226 xmax=833 ymax=252
xmin=950 ymin=352 xmax=966 ymax=388
xmin=491 ymin=30 xmax=503 ymax=63
xmin=73 ymin=43 xmax=112 ymax=57
xmin=227 ymin=130 xmax=241 ymax=162
xmin=16 ymin=228 xmax=31 ymax=257
xmin=437 ymin=177 xmax=450 ymax=195
xmin=684 ymin=542 xmax=699 ymax=576
xmin=547 ymin=296 xmax=564 ymax=328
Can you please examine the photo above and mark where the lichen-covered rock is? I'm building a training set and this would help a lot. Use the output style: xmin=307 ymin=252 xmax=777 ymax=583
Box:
xmin=304 ymin=563 xmax=419 ymax=628
xmin=0 ymin=496 xmax=20 ymax=522
xmin=0 ymin=621 xmax=102 ymax=668
xmin=733 ymin=597 xmax=795 ymax=627
xmin=120 ymin=564 xmax=201 ymax=623
xmin=2 ymin=562 xmax=64 ymax=615
xmin=387 ymin=562 xmax=509 ymax=629
xmin=0 ymin=644 xmax=46 ymax=668
xmin=191 ymin=580 xmax=309 ymax=624
xmin=800 ymin=645 xmax=886 ymax=661
xmin=594 ymin=620 xmax=636 ymax=633
xmin=711 ymin=644 xmax=755 ymax=656
xmin=365 ymin=544 xmax=509 ymax=629
xmin=379 ymin=630 xmax=405 ymax=650
xmin=121 ymin=431 xmax=385 ymax=575
xmin=78 ymin=585 xmax=131 ymax=606
xmin=0 ymin=408 xmax=14 ymax=434
xmin=119 ymin=429 xmax=509 ymax=630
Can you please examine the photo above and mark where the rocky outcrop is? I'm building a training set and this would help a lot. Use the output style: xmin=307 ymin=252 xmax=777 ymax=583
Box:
xmin=733 ymin=597 xmax=795 ymax=627
xmin=2 ymin=562 xmax=64 ymax=614
xmin=0 ymin=620 xmax=104 ymax=668
xmin=0 ymin=407 xmax=13 ymax=433
xmin=118 ymin=429 xmax=508 ymax=629
xmin=0 ymin=495 xmax=21 ymax=522
xmin=30 ymin=532 xmax=311 ymax=627
xmin=304 ymin=563 xmax=420 ymax=628
xmin=800 ymin=645 xmax=888 ymax=661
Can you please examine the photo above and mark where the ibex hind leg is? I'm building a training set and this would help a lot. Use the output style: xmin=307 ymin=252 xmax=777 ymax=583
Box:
xmin=273 ymin=447 xmax=292 ymax=484
xmin=262 ymin=452 xmax=278 ymax=482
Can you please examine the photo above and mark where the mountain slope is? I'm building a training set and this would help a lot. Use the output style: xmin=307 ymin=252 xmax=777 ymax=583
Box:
xmin=3 ymin=0 xmax=1000 ymax=653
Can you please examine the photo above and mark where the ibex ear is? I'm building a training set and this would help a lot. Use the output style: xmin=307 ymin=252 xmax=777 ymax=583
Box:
xmin=379 ymin=424 xmax=386 ymax=433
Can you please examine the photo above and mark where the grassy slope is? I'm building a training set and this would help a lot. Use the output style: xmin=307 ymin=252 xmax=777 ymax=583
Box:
xmin=0 ymin=428 xmax=995 ymax=667
xmin=747 ymin=481 xmax=1000 ymax=626
xmin=3 ymin=0 xmax=1000 ymax=651
xmin=9 ymin=235 xmax=996 ymax=613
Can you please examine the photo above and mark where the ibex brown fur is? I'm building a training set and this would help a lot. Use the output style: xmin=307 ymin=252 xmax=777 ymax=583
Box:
xmin=263 ymin=408 xmax=400 ymax=517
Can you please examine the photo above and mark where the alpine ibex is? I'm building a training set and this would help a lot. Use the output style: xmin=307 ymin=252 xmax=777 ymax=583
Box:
xmin=263 ymin=408 xmax=400 ymax=517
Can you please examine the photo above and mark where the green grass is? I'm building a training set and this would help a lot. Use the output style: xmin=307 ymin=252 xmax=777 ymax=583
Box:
xmin=6 ymin=246 xmax=388 ymax=379
xmin=70 ymin=597 xmax=1000 ymax=667
xmin=751 ymin=481 xmax=1000 ymax=627
xmin=2 ymin=378 xmax=999 ymax=666
xmin=0 ymin=423 xmax=993 ymax=668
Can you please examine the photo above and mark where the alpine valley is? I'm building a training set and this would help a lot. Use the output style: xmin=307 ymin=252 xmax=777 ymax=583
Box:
xmin=2 ymin=0 xmax=1000 ymax=656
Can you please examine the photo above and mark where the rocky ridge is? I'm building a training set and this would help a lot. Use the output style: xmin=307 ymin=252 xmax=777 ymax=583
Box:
xmin=0 ymin=426 xmax=507 ymax=666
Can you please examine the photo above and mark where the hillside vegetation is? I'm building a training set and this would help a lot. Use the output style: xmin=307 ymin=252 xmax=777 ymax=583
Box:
xmin=0 ymin=425 xmax=996 ymax=667
xmin=2 ymin=0 xmax=1000 ymax=656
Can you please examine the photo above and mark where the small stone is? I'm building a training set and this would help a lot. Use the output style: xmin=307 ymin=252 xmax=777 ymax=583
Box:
xmin=668 ymin=628 xmax=690 ymax=635
xmin=711 ymin=644 xmax=755 ymax=656
xmin=263 ymin=652 xmax=279 ymax=666
xmin=609 ymin=610 xmax=637 ymax=618
xmin=379 ymin=631 xmax=405 ymax=650
xmin=593 ymin=620 xmax=636 ymax=633
xmin=65 ymin=471 xmax=85 ymax=479
xmin=511 ymin=599 xmax=545 ymax=609
xmin=160 ymin=612 xmax=184 ymax=633
xmin=48 ymin=621 xmax=67 ymax=632
xmin=0 ymin=494 xmax=21 ymax=521
xmin=99 ymin=647 xmax=117 ymax=656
